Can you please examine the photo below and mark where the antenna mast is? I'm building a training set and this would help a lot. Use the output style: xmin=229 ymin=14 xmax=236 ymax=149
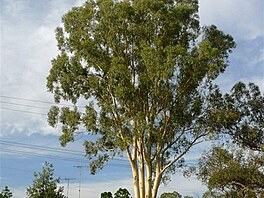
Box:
xmin=74 ymin=164 xmax=88 ymax=198
xmin=61 ymin=178 xmax=76 ymax=198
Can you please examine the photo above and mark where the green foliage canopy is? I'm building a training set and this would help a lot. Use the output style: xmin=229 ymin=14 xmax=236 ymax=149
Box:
xmin=0 ymin=186 xmax=13 ymax=198
xmin=26 ymin=162 xmax=66 ymax=198
xmin=160 ymin=191 xmax=182 ymax=198
xmin=197 ymin=147 xmax=264 ymax=197
xmin=47 ymin=0 xmax=235 ymax=170
xmin=208 ymin=82 xmax=264 ymax=151
xmin=114 ymin=188 xmax=132 ymax=198
xmin=101 ymin=188 xmax=131 ymax=198
xmin=101 ymin=192 xmax=113 ymax=198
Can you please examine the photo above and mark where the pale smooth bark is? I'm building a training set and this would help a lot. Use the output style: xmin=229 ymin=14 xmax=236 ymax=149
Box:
xmin=126 ymin=140 xmax=140 ymax=198
xmin=138 ymin=140 xmax=145 ymax=198
xmin=125 ymin=130 xmax=207 ymax=198
xmin=131 ymin=164 xmax=140 ymax=198
xmin=145 ymin=162 xmax=152 ymax=198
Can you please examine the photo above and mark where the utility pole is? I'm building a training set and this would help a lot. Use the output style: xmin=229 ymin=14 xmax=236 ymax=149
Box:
xmin=74 ymin=165 xmax=88 ymax=198
xmin=61 ymin=178 xmax=75 ymax=198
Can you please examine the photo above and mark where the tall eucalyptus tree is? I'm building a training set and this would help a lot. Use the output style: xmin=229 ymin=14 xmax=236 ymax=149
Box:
xmin=47 ymin=0 xmax=237 ymax=197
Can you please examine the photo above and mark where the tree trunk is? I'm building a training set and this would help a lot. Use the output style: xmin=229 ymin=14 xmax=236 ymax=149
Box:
xmin=152 ymin=159 xmax=162 ymax=198
xmin=138 ymin=140 xmax=145 ymax=198
xmin=131 ymin=164 xmax=140 ymax=198
xmin=152 ymin=173 xmax=162 ymax=198
xmin=145 ymin=162 xmax=152 ymax=198
xmin=127 ymin=140 xmax=164 ymax=198
xmin=127 ymin=141 xmax=140 ymax=198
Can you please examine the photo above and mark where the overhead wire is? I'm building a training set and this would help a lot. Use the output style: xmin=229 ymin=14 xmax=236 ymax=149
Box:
xmin=1 ymin=164 xmax=198 ymax=190
xmin=0 ymin=95 xmax=86 ymax=116
xmin=0 ymin=140 xmax=197 ymax=165
xmin=0 ymin=144 xmax=196 ymax=168
xmin=0 ymin=140 xmax=85 ymax=155
xmin=1 ymin=104 xmax=204 ymax=122
xmin=0 ymin=95 xmax=56 ymax=105
xmin=1 ymin=141 xmax=200 ymax=192
xmin=0 ymin=140 xmax=128 ymax=162
xmin=0 ymin=95 xmax=201 ymax=167
xmin=0 ymin=107 xmax=47 ymax=116
xmin=0 ymin=95 xmax=86 ymax=108
xmin=0 ymin=101 xmax=50 ymax=110
xmin=1 ymin=166 xmax=75 ymax=180
xmin=1 ymin=148 xmax=83 ymax=163
xmin=0 ymin=141 xmax=130 ymax=169
xmin=1 ymin=166 xmax=35 ymax=174
xmin=0 ymin=148 xmax=130 ymax=168
xmin=0 ymin=95 xmax=208 ymax=121
xmin=0 ymin=165 xmax=132 ymax=187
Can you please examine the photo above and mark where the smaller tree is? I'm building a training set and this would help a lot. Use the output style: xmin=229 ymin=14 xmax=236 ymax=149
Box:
xmin=27 ymin=162 xmax=66 ymax=198
xmin=202 ymin=190 xmax=225 ymax=198
xmin=0 ymin=186 xmax=12 ymax=198
xmin=210 ymin=82 xmax=264 ymax=151
xmin=160 ymin=191 xmax=195 ymax=198
xmin=101 ymin=192 xmax=113 ymax=198
xmin=101 ymin=188 xmax=131 ymax=198
xmin=160 ymin=191 xmax=182 ymax=198
xmin=197 ymin=147 xmax=264 ymax=197
xmin=114 ymin=188 xmax=131 ymax=198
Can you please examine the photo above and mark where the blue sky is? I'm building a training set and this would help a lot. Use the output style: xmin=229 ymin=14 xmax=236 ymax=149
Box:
xmin=0 ymin=0 xmax=263 ymax=197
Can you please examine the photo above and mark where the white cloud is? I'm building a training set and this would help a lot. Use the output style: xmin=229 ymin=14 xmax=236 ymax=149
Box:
xmin=9 ymin=186 xmax=27 ymax=198
xmin=65 ymin=175 xmax=206 ymax=197
xmin=0 ymin=0 xmax=81 ymax=136
xmin=199 ymin=0 xmax=264 ymax=40
xmin=198 ymin=0 xmax=264 ymax=92
xmin=11 ymin=180 xmax=132 ymax=198
xmin=0 ymin=0 xmax=91 ymax=137
xmin=1 ymin=0 xmax=28 ymax=18
xmin=159 ymin=175 xmax=207 ymax=196
xmin=0 ymin=105 xmax=58 ymax=136
xmin=62 ymin=180 xmax=133 ymax=198
xmin=11 ymin=176 xmax=206 ymax=198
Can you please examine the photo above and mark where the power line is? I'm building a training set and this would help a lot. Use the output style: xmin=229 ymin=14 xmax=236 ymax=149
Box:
xmin=1 ymin=165 xmax=34 ymax=174
xmin=0 ymin=95 xmax=55 ymax=104
xmin=0 ymin=140 xmax=85 ymax=155
xmin=0 ymin=141 xmax=130 ymax=168
xmin=0 ymin=101 xmax=50 ymax=110
xmin=0 ymin=95 xmax=209 ymax=121
xmin=0 ymin=165 xmax=133 ymax=187
xmin=0 ymin=140 xmax=128 ymax=162
xmin=1 ymin=149 xmax=131 ymax=173
xmin=0 ymin=165 xmax=77 ymax=182
xmin=0 ymin=165 xmax=73 ymax=180
xmin=1 ymin=164 xmax=133 ymax=184
xmin=0 ymin=140 xmax=198 ymax=166
xmin=0 ymin=97 xmax=86 ymax=116
xmin=0 ymin=95 xmax=85 ymax=108
xmin=1 ymin=145 xmax=196 ymax=169
xmin=0 ymin=148 xmax=83 ymax=163
xmin=0 ymin=107 xmax=47 ymax=116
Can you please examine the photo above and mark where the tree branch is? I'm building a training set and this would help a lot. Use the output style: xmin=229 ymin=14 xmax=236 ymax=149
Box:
xmin=160 ymin=133 xmax=206 ymax=174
